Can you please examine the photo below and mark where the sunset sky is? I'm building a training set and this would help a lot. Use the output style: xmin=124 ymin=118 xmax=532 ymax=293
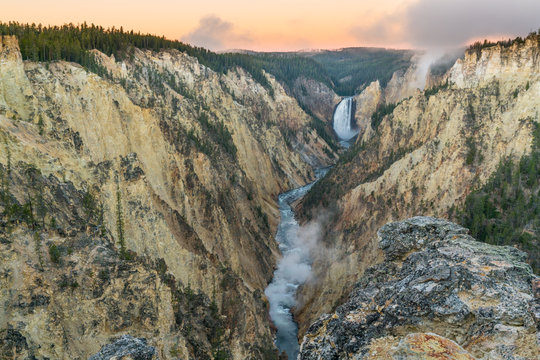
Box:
xmin=3 ymin=0 xmax=540 ymax=51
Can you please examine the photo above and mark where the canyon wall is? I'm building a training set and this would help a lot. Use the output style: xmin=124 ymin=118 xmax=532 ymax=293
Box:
xmin=297 ymin=36 xmax=540 ymax=338
xmin=0 ymin=35 xmax=335 ymax=359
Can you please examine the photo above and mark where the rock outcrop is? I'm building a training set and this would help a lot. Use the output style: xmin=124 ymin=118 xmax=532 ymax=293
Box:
xmin=348 ymin=57 xmax=424 ymax=144
xmin=296 ymin=35 xmax=540 ymax=338
xmin=383 ymin=64 xmax=420 ymax=105
xmin=350 ymin=52 xmax=456 ymax=144
xmin=449 ymin=37 xmax=540 ymax=89
xmin=352 ymin=80 xmax=382 ymax=142
xmin=89 ymin=335 xmax=158 ymax=360
xmin=292 ymin=76 xmax=341 ymax=123
xmin=299 ymin=217 xmax=539 ymax=360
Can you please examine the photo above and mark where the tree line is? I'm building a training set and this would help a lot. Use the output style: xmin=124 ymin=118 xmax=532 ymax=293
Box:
xmin=467 ymin=30 xmax=540 ymax=56
xmin=305 ymin=48 xmax=414 ymax=96
xmin=0 ymin=22 xmax=332 ymax=95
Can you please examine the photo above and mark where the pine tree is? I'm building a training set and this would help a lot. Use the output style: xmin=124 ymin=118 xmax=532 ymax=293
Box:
xmin=5 ymin=138 xmax=11 ymax=181
xmin=37 ymin=114 xmax=44 ymax=135
xmin=115 ymin=179 xmax=126 ymax=257
xmin=34 ymin=231 xmax=43 ymax=269
xmin=82 ymin=190 xmax=96 ymax=221
xmin=98 ymin=201 xmax=106 ymax=237
xmin=35 ymin=189 xmax=47 ymax=228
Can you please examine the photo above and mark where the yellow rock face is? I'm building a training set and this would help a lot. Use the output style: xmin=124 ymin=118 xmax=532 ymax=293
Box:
xmin=0 ymin=35 xmax=335 ymax=358
xmin=353 ymin=80 xmax=382 ymax=138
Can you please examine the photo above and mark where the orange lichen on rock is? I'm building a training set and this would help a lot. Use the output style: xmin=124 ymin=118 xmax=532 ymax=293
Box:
xmin=396 ymin=333 xmax=475 ymax=359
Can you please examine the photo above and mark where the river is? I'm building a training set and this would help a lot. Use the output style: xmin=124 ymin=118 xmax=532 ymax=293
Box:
xmin=264 ymin=167 xmax=329 ymax=359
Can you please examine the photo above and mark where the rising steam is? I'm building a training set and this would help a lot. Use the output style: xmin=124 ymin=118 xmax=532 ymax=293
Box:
xmin=264 ymin=170 xmax=329 ymax=359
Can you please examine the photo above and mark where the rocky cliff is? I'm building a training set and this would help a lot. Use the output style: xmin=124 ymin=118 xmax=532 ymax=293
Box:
xmin=350 ymin=52 xmax=454 ymax=144
xmin=296 ymin=35 xmax=540 ymax=338
xmin=299 ymin=217 xmax=539 ymax=359
xmin=0 ymin=35 xmax=335 ymax=359
xmin=352 ymin=80 xmax=383 ymax=142
xmin=348 ymin=59 xmax=422 ymax=144
xmin=291 ymin=76 xmax=341 ymax=124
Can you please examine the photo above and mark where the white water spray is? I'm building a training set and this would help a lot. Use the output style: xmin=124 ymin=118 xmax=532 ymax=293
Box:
xmin=333 ymin=97 xmax=358 ymax=141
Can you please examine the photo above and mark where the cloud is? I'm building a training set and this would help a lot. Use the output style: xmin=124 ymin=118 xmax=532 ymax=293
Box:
xmin=181 ymin=15 xmax=253 ymax=51
xmin=352 ymin=0 xmax=540 ymax=49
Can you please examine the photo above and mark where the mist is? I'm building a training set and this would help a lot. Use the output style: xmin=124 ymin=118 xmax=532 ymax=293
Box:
xmin=411 ymin=50 xmax=444 ymax=90
xmin=264 ymin=174 xmax=329 ymax=359
xmin=405 ymin=0 xmax=540 ymax=49
xmin=352 ymin=0 xmax=540 ymax=49
xmin=409 ymin=48 xmax=464 ymax=90
xmin=265 ymin=219 xmax=324 ymax=358
xmin=349 ymin=0 xmax=540 ymax=91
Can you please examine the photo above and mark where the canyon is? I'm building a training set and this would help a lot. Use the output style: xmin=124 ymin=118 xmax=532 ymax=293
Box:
xmin=0 ymin=34 xmax=335 ymax=359
xmin=0 ymin=28 xmax=539 ymax=360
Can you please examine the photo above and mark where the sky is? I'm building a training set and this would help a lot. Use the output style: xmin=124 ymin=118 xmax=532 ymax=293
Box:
xmin=2 ymin=0 xmax=540 ymax=51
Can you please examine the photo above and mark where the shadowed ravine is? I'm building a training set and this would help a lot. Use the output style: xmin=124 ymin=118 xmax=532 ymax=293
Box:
xmin=264 ymin=168 xmax=329 ymax=359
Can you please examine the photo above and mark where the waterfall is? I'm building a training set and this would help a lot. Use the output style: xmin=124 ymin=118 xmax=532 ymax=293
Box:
xmin=333 ymin=97 xmax=358 ymax=141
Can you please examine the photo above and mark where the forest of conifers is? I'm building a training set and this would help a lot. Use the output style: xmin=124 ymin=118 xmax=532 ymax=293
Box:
xmin=456 ymin=121 xmax=540 ymax=273
xmin=304 ymin=48 xmax=414 ymax=95
xmin=0 ymin=22 xmax=415 ymax=97
xmin=0 ymin=22 xmax=332 ymax=93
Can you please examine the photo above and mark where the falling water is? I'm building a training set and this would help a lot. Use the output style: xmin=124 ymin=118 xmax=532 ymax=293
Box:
xmin=264 ymin=168 xmax=329 ymax=360
xmin=333 ymin=97 xmax=358 ymax=142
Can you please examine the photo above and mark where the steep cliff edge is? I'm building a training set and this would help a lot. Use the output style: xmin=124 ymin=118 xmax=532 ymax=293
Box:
xmin=299 ymin=217 xmax=539 ymax=359
xmin=349 ymin=57 xmax=431 ymax=144
xmin=291 ymin=76 xmax=341 ymax=124
xmin=0 ymin=34 xmax=335 ymax=359
xmin=297 ymin=35 xmax=540 ymax=337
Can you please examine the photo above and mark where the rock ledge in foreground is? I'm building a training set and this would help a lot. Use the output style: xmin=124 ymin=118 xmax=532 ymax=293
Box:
xmin=300 ymin=216 xmax=539 ymax=360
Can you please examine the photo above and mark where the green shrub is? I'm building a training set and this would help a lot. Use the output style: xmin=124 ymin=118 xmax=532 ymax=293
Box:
xmin=98 ymin=269 xmax=110 ymax=282
xmin=48 ymin=243 xmax=61 ymax=264
xmin=424 ymin=80 xmax=449 ymax=98
xmin=465 ymin=137 xmax=477 ymax=165
xmin=371 ymin=103 xmax=397 ymax=130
